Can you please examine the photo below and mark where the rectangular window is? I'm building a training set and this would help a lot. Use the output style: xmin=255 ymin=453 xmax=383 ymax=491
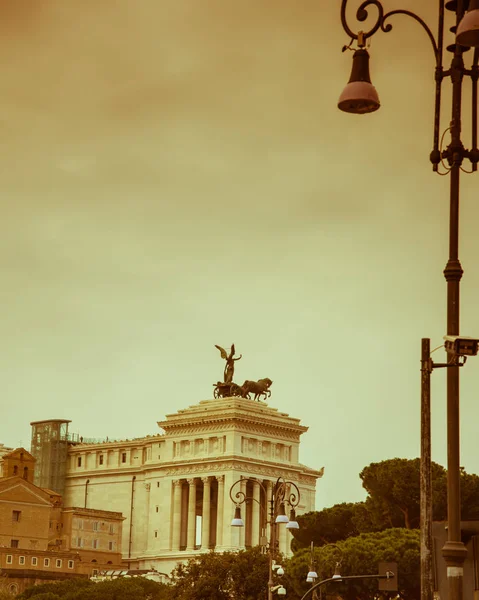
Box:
xmin=108 ymin=541 xmax=113 ymax=550
xmin=77 ymin=456 xmax=82 ymax=467
xmin=78 ymin=519 xmax=83 ymax=530
xmin=109 ymin=524 xmax=114 ymax=534
xmin=93 ymin=521 xmax=99 ymax=531
xmin=157 ymin=481 xmax=160 ymax=488
xmin=156 ymin=506 xmax=159 ymax=513
xmin=44 ymin=558 xmax=50 ymax=567
xmin=92 ymin=569 xmax=98 ymax=577
xmin=6 ymin=555 xmax=12 ymax=565
xmin=19 ymin=556 xmax=25 ymax=566
xmin=12 ymin=510 xmax=21 ymax=522
xmin=154 ymin=530 xmax=158 ymax=538
xmin=68 ymin=560 xmax=74 ymax=569
xmin=76 ymin=537 xmax=82 ymax=547
xmin=99 ymin=455 xmax=104 ymax=465
xmin=121 ymin=452 xmax=127 ymax=463
xmin=10 ymin=540 xmax=19 ymax=548
xmin=56 ymin=559 xmax=62 ymax=568
xmin=31 ymin=557 xmax=38 ymax=566
xmin=92 ymin=539 xmax=98 ymax=549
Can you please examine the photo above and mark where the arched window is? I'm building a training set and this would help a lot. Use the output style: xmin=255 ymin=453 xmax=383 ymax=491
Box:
xmin=9 ymin=584 xmax=18 ymax=594
xmin=13 ymin=465 xmax=18 ymax=475
xmin=23 ymin=466 xmax=28 ymax=480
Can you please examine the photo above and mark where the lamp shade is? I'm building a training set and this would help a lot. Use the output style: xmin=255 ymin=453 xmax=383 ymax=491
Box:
xmin=275 ymin=502 xmax=289 ymax=524
xmin=332 ymin=564 xmax=342 ymax=580
xmin=286 ymin=507 xmax=299 ymax=529
xmin=338 ymin=49 xmax=380 ymax=114
xmin=456 ymin=0 xmax=479 ymax=47
xmin=231 ymin=505 xmax=244 ymax=527
xmin=307 ymin=570 xmax=318 ymax=580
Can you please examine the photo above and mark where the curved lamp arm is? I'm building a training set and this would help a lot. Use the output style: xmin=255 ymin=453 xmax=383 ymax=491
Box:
xmin=341 ymin=0 xmax=439 ymax=63
xmin=272 ymin=477 xmax=301 ymax=511
xmin=229 ymin=477 xmax=267 ymax=506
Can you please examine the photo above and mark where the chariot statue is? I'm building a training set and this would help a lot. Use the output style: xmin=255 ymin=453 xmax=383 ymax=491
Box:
xmin=213 ymin=344 xmax=273 ymax=401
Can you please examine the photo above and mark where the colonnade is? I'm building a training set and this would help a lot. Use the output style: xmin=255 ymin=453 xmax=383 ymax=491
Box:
xmin=171 ymin=475 xmax=225 ymax=551
xmin=170 ymin=476 xmax=290 ymax=555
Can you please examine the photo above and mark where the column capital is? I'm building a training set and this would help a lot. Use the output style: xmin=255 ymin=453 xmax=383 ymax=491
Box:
xmin=216 ymin=475 xmax=225 ymax=483
xmin=187 ymin=478 xmax=196 ymax=486
xmin=172 ymin=479 xmax=182 ymax=487
xmin=201 ymin=476 xmax=211 ymax=485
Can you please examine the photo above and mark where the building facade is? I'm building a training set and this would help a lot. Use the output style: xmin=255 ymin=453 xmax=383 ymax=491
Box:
xmin=0 ymin=456 xmax=125 ymax=593
xmin=59 ymin=396 xmax=323 ymax=575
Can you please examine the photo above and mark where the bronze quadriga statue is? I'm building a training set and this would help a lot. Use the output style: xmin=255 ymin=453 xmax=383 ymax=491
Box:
xmin=213 ymin=344 xmax=273 ymax=401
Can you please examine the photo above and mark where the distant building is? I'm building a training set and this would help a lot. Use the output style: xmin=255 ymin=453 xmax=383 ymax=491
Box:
xmin=0 ymin=444 xmax=15 ymax=477
xmin=0 ymin=447 xmax=35 ymax=482
xmin=30 ymin=420 xmax=73 ymax=496
xmin=0 ymin=450 xmax=125 ymax=595
xmin=30 ymin=396 xmax=323 ymax=576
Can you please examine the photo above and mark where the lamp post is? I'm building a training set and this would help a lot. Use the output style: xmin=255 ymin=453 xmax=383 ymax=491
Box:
xmin=338 ymin=3 xmax=479 ymax=600
xmin=306 ymin=543 xmax=343 ymax=600
xmin=230 ymin=476 xmax=300 ymax=600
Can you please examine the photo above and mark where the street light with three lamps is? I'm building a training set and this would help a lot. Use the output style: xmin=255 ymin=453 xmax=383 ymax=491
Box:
xmin=230 ymin=476 xmax=300 ymax=600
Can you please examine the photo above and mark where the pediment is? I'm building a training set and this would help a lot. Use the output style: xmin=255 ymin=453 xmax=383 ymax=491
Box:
xmin=0 ymin=481 xmax=52 ymax=506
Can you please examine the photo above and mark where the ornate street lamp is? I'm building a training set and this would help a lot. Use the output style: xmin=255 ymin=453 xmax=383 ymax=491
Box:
xmin=338 ymin=4 xmax=479 ymax=600
xmin=230 ymin=476 xmax=300 ymax=600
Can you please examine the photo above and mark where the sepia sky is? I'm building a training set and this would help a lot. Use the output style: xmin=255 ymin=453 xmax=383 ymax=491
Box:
xmin=2 ymin=0 xmax=479 ymax=510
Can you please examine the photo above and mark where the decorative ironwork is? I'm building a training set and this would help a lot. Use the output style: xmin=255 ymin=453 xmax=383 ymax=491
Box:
xmin=340 ymin=1 xmax=438 ymax=59
xmin=338 ymin=4 xmax=479 ymax=600
xmin=339 ymin=0 xmax=479 ymax=174
xmin=229 ymin=476 xmax=301 ymax=600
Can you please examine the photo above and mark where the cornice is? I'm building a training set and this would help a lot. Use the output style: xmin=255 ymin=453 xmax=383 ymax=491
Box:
xmin=65 ymin=457 xmax=324 ymax=486
xmin=159 ymin=398 xmax=308 ymax=436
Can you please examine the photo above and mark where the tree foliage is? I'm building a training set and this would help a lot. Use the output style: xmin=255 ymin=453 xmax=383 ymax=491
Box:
xmin=169 ymin=547 xmax=269 ymax=600
xmin=284 ymin=528 xmax=420 ymax=600
xmin=16 ymin=577 xmax=171 ymax=600
xmin=359 ymin=458 xmax=448 ymax=529
xmin=292 ymin=458 xmax=479 ymax=551
xmin=360 ymin=458 xmax=479 ymax=528
xmin=290 ymin=503 xmax=375 ymax=552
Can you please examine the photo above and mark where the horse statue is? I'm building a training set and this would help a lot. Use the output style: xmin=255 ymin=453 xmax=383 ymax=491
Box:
xmin=240 ymin=378 xmax=273 ymax=401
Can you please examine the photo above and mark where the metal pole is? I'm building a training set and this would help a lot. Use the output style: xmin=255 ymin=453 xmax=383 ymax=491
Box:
xmin=421 ymin=339 xmax=433 ymax=600
xmin=441 ymin=4 xmax=468 ymax=597
xmin=268 ymin=492 xmax=274 ymax=600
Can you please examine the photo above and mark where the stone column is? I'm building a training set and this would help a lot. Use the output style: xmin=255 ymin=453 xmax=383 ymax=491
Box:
xmin=202 ymin=477 xmax=211 ymax=550
xmin=216 ymin=475 xmax=224 ymax=547
xmin=266 ymin=480 xmax=272 ymax=549
xmin=186 ymin=478 xmax=197 ymax=551
xmin=171 ymin=480 xmax=182 ymax=551
xmin=252 ymin=479 xmax=260 ymax=547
